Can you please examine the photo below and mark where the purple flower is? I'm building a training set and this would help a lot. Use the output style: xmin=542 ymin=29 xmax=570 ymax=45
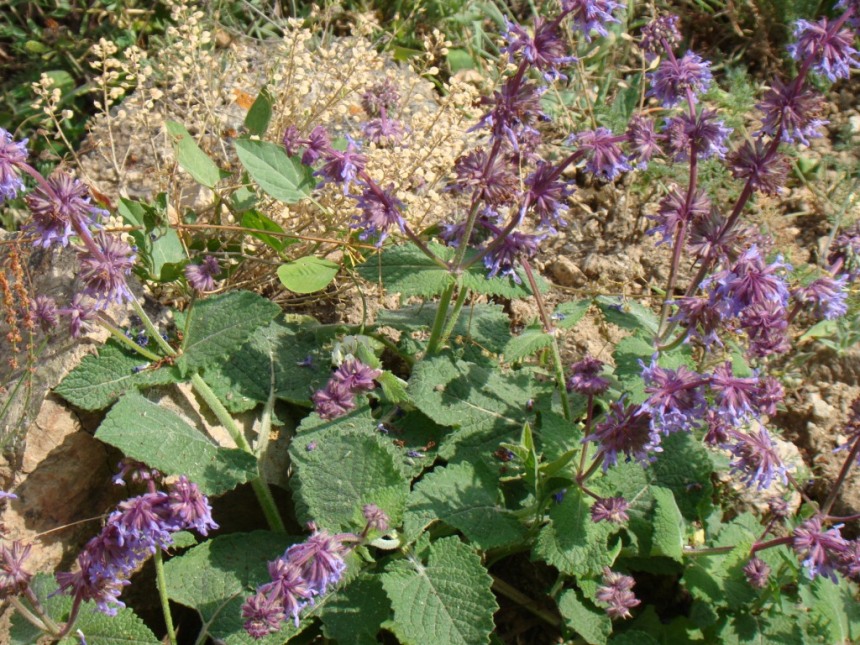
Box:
xmin=641 ymin=361 xmax=707 ymax=434
xmin=590 ymin=497 xmax=630 ymax=524
xmin=27 ymin=172 xmax=94 ymax=248
xmin=29 ymin=295 xmax=59 ymax=332
xmin=793 ymin=275 xmax=849 ymax=319
xmin=60 ymin=294 xmax=97 ymax=338
xmin=585 ymin=398 xmax=661 ymax=469
xmin=0 ymin=541 xmax=32 ymax=598
xmin=362 ymin=504 xmax=390 ymax=532
xmin=596 ymin=568 xmax=640 ymax=619
xmin=525 ymin=162 xmax=572 ymax=230
xmin=562 ymin=0 xmax=622 ymax=40
xmin=703 ymin=410 xmax=731 ymax=445
xmin=756 ymin=78 xmax=827 ymax=146
xmin=687 ymin=206 xmax=737 ymax=261
xmin=483 ymin=230 xmax=543 ymax=280
xmin=362 ymin=116 xmax=405 ymax=147
xmin=626 ymin=115 xmax=663 ymax=168
xmin=566 ymin=356 xmax=610 ymax=396
xmin=502 ymin=17 xmax=576 ymax=78
xmin=56 ymin=550 xmax=129 ymax=616
xmin=317 ymin=137 xmax=367 ymax=192
xmin=664 ymin=110 xmax=731 ymax=161
xmin=450 ymin=148 xmax=519 ymax=206
xmin=573 ymin=127 xmax=630 ymax=180
xmin=78 ymin=233 xmax=136 ymax=306
xmin=741 ymin=302 xmax=790 ymax=357
xmin=640 ymin=15 xmax=681 ymax=62
xmin=648 ymin=51 xmax=713 ymax=107
xmin=729 ymin=140 xmax=789 ymax=195
xmin=648 ymin=187 xmax=710 ymax=246
xmin=112 ymin=458 xmax=160 ymax=486
xmin=185 ymin=255 xmax=221 ymax=292
xmin=285 ymin=530 xmax=349 ymax=594
xmin=477 ymin=77 xmax=545 ymax=146
xmin=242 ymin=588 xmax=287 ymax=638
xmin=265 ymin=559 xmax=315 ymax=627
xmin=284 ymin=125 xmax=332 ymax=166
xmin=0 ymin=128 xmax=28 ymax=202
xmin=361 ymin=79 xmax=400 ymax=117
xmin=352 ymin=184 xmax=405 ymax=245
xmin=838 ymin=540 xmax=860 ymax=580
xmin=828 ymin=222 xmax=860 ymax=281
xmin=312 ymin=381 xmax=356 ymax=420
xmin=332 ymin=359 xmax=380 ymax=392
xmin=166 ymin=476 xmax=218 ymax=536
xmin=670 ymin=296 xmax=724 ymax=347
xmin=788 ymin=18 xmax=860 ymax=82
xmin=793 ymin=517 xmax=848 ymax=581
xmin=709 ymin=362 xmax=762 ymax=422
xmin=727 ymin=426 xmax=788 ymax=490
xmin=755 ymin=377 xmax=784 ymax=417
xmin=743 ymin=556 xmax=771 ymax=588
xmin=713 ymin=245 xmax=790 ymax=314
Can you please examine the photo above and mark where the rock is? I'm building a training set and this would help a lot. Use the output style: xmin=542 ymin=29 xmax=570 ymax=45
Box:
xmin=548 ymin=256 xmax=586 ymax=287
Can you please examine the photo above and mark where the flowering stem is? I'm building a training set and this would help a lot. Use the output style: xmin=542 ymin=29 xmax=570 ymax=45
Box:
xmin=577 ymin=395 xmax=595 ymax=477
xmin=490 ymin=575 xmax=562 ymax=629
xmin=521 ymin=259 xmax=572 ymax=421
xmin=425 ymin=283 xmax=456 ymax=355
xmin=97 ymin=316 xmax=161 ymax=362
xmin=189 ymin=372 xmax=286 ymax=533
xmin=8 ymin=597 xmax=52 ymax=635
xmin=821 ymin=432 xmax=860 ymax=516
xmin=153 ymin=549 xmax=178 ymax=645
xmin=131 ymin=299 xmax=176 ymax=357
xmin=436 ymin=283 xmax=469 ymax=349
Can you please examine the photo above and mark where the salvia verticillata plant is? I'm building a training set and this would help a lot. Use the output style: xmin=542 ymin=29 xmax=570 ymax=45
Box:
xmin=0 ymin=0 xmax=859 ymax=642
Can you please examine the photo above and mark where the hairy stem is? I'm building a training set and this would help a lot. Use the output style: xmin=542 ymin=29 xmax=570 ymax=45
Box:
xmin=154 ymin=549 xmax=178 ymax=645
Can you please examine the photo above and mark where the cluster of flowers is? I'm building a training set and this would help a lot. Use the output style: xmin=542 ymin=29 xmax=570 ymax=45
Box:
xmin=0 ymin=130 xmax=222 ymax=340
xmin=55 ymin=464 xmax=217 ymax=618
xmin=0 ymin=461 xmax=215 ymax=638
xmin=311 ymin=358 xmax=381 ymax=420
xmin=241 ymin=504 xmax=389 ymax=638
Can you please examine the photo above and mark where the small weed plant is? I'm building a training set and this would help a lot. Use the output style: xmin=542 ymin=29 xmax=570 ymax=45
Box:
xmin=1 ymin=0 xmax=860 ymax=643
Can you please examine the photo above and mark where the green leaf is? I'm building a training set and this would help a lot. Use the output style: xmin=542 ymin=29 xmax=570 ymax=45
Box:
xmin=503 ymin=324 xmax=552 ymax=362
xmin=244 ymin=86 xmax=274 ymax=136
xmin=553 ymin=299 xmax=592 ymax=330
xmin=176 ymin=290 xmax=280 ymax=374
xmin=357 ymin=243 xmax=540 ymax=300
xmin=357 ymin=242 xmax=455 ymax=298
xmin=96 ymin=391 xmax=257 ymax=495
xmin=203 ymin=320 xmax=330 ymax=408
xmin=321 ymin=574 xmax=391 ymax=644
xmin=608 ymin=630 xmax=659 ymax=645
xmin=165 ymin=120 xmax=221 ymax=188
xmin=612 ymin=333 xmax=653 ymax=404
xmin=55 ymin=340 xmax=180 ymax=411
xmin=651 ymin=432 xmax=714 ymax=520
xmin=235 ymin=138 xmax=313 ymax=203
xmin=650 ymin=486 xmax=684 ymax=561
xmin=382 ymin=536 xmax=497 ymax=645
xmin=378 ymin=303 xmax=512 ymax=355
xmin=596 ymin=296 xmax=659 ymax=335
xmin=277 ymin=256 xmax=340 ymax=294
xmin=596 ymin=462 xmax=654 ymax=556
xmin=558 ymin=587 xmax=612 ymax=645
xmin=409 ymin=353 xmax=534 ymax=454
xmin=11 ymin=573 xmax=159 ymax=645
xmin=241 ymin=210 xmax=290 ymax=252
xmin=165 ymin=531 xmax=305 ymax=645
xmin=534 ymin=488 xmax=620 ymax=577
xmin=713 ymin=611 xmax=806 ymax=645
xmin=290 ymin=428 xmax=409 ymax=531
xmin=403 ymin=461 xmax=526 ymax=548
xmin=118 ymin=197 xmax=185 ymax=281
xmin=378 ymin=370 xmax=411 ymax=405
